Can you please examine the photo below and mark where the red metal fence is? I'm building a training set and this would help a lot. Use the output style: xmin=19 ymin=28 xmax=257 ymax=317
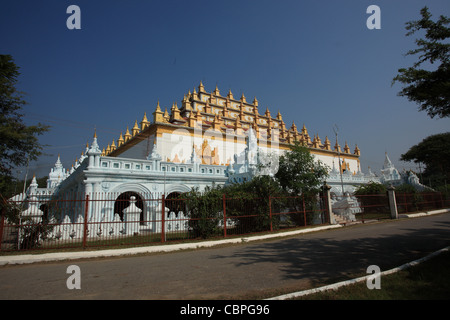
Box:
xmin=0 ymin=192 xmax=329 ymax=252
xmin=1 ymin=190 xmax=448 ymax=253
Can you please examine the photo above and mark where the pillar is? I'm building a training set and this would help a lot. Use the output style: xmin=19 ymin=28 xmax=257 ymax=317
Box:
xmin=387 ymin=185 xmax=398 ymax=219
xmin=123 ymin=196 xmax=142 ymax=235
xmin=323 ymin=183 xmax=336 ymax=224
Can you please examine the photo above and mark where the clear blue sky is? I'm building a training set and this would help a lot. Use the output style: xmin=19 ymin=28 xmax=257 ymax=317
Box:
xmin=1 ymin=0 xmax=449 ymax=179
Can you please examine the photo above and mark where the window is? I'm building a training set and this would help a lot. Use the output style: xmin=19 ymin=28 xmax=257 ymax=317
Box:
xmin=102 ymin=162 xmax=108 ymax=168
xmin=124 ymin=164 xmax=130 ymax=169
xmin=135 ymin=164 xmax=141 ymax=170
xmin=113 ymin=163 xmax=119 ymax=169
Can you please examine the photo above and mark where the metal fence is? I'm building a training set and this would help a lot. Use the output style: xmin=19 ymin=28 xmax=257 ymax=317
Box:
xmin=1 ymin=190 xmax=448 ymax=253
xmin=0 ymin=192 xmax=329 ymax=252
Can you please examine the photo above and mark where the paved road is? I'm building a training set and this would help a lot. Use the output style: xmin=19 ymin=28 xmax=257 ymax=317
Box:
xmin=1 ymin=213 xmax=450 ymax=300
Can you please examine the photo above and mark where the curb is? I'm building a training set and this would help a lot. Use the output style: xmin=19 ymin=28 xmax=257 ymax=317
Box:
xmin=0 ymin=224 xmax=342 ymax=266
xmin=266 ymin=245 xmax=450 ymax=300
xmin=1 ymin=209 xmax=448 ymax=266
xmin=398 ymin=208 xmax=450 ymax=219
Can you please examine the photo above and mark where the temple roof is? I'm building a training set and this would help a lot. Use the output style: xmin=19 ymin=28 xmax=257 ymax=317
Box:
xmin=98 ymin=81 xmax=360 ymax=158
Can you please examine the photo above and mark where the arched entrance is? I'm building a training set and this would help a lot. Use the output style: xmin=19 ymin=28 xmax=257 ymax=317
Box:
xmin=165 ymin=192 xmax=185 ymax=217
xmin=114 ymin=192 xmax=144 ymax=222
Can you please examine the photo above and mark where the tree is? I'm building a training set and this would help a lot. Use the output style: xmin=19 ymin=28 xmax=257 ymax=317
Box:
xmin=0 ymin=55 xmax=49 ymax=196
xmin=275 ymin=142 xmax=329 ymax=196
xmin=392 ymin=7 xmax=450 ymax=118
xmin=400 ymin=132 xmax=450 ymax=187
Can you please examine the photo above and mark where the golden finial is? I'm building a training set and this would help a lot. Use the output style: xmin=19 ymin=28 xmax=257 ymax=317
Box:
xmin=141 ymin=112 xmax=150 ymax=130
xmin=198 ymin=81 xmax=205 ymax=93
xmin=124 ymin=126 xmax=132 ymax=141
xmin=118 ymin=132 xmax=124 ymax=146
xmin=253 ymin=97 xmax=258 ymax=107
xmin=227 ymin=89 xmax=234 ymax=100
xmin=132 ymin=120 xmax=140 ymax=136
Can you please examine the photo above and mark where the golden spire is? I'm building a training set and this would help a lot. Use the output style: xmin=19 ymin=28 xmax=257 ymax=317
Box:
xmin=253 ymin=97 xmax=258 ymax=107
xmin=240 ymin=92 xmax=246 ymax=103
xmin=198 ymin=81 xmax=205 ymax=93
xmin=354 ymin=144 xmax=361 ymax=156
xmin=117 ymin=132 xmax=124 ymax=147
xmin=132 ymin=120 xmax=140 ymax=136
xmin=323 ymin=136 xmax=331 ymax=150
xmin=344 ymin=141 xmax=350 ymax=153
xmin=276 ymin=110 xmax=282 ymax=121
xmin=124 ymin=126 xmax=132 ymax=141
xmin=334 ymin=139 xmax=341 ymax=153
xmin=227 ymin=89 xmax=234 ymax=100
xmin=163 ymin=108 xmax=170 ymax=122
xmin=301 ymin=124 xmax=308 ymax=135
xmin=291 ymin=121 xmax=297 ymax=132
xmin=141 ymin=112 xmax=150 ymax=130
xmin=153 ymin=101 xmax=164 ymax=123
xmin=170 ymin=102 xmax=181 ymax=121
xmin=265 ymin=108 xmax=271 ymax=118
xmin=110 ymin=139 xmax=116 ymax=151
xmin=213 ymin=85 xmax=220 ymax=96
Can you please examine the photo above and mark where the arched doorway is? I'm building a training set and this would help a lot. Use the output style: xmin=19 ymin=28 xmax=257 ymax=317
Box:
xmin=114 ymin=192 xmax=144 ymax=222
xmin=165 ymin=192 xmax=184 ymax=217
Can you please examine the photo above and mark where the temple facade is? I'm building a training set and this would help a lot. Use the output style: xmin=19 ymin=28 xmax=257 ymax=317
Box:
xmin=45 ymin=81 xmax=367 ymax=200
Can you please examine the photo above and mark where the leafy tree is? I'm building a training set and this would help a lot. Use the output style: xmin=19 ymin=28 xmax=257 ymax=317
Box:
xmin=400 ymin=132 xmax=450 ymax=187
xmin=274 ymin=142 xmax=329 ymax=225
xmin=392 ymin=7 xmax=450 ymax=118
xmin=275 ymin=141 xmax=329 ymax=196
xmin=183 ymin=186 xmax=223 ymax=239
xmin=0 ymin=55 xmax=49 ymax=196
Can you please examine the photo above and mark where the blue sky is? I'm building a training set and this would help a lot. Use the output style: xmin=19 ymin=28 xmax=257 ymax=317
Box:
xmin=1 ymin=0 xmax=449 ymax=179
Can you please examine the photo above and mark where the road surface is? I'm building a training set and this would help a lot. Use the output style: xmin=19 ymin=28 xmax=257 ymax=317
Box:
xmin=1 ymin=213 xmax=450 ymax=300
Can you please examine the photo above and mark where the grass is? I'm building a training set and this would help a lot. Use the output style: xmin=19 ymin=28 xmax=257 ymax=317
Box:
xmin=296 ymin=250 xmax=450 ymax=300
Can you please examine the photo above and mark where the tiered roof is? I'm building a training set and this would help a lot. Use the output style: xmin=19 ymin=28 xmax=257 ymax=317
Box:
xmin=97 ymin=81 xmax=360 ymax=159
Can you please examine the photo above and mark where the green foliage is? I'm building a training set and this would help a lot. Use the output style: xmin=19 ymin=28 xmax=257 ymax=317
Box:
xmin=0 ymin=55 xmax=50 ymax=196
xmin=224 ymin=175 xmax=284 ymax=232
xmin=182 ymin=186 xmax=223 ymax=239
xmin=0 ymin=199 xmax=53 ymax=250
xmin=392 ymin=7 xmax=450 ymax=119
xmin=400 ymin=132 xmax=450 ymax=187
xmin=354 ymin=181 xmax=387 ymax=195
xmin=275 ymin=142 xmax=329 ymax=196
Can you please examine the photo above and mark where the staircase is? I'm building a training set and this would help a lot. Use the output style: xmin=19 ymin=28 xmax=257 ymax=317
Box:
xmin=331 ymin=212 xmax=359 ymax=226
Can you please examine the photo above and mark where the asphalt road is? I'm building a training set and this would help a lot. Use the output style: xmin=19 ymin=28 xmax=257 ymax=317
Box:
xmin=1 ymin=213 xmax=450 ymax=300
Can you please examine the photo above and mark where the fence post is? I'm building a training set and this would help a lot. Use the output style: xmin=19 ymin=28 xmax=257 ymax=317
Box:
xmin=223 ymin=194 xmax=227 ymax=237
xmin=387 ymin=185 xmax=398 ymax=219
xmin=161 ymin=194 xmax=166 ymax=243
xmin=0 ymin=207 xmax=5 ymax=251
xmin=269 ymin=195 xmax=272 ymax=232
xmin=82 ymin=194 xmax=89 ymax=249
xmin=323 ymin=184 xmax=335 ymax=224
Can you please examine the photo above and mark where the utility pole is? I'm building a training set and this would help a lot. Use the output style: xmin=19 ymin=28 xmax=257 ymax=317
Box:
xmin=333 ymin=125 xmax=345 ymax=196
